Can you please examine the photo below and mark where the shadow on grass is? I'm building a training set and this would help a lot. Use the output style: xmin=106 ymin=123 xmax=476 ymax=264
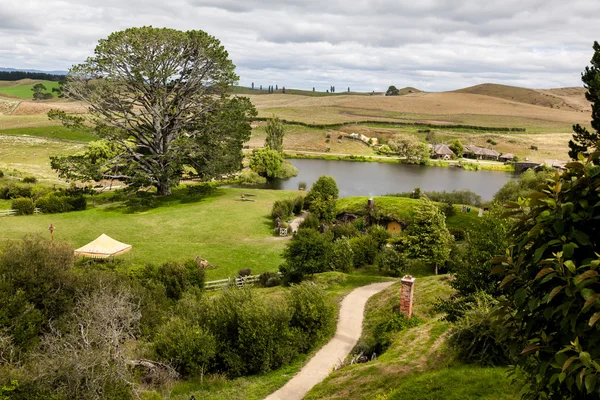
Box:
xmin=98 ymin=184 xmax=228 ymax=214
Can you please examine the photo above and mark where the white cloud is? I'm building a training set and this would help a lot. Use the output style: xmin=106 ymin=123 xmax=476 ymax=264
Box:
xmin=0 ymin=0 xmax=599 ymax=91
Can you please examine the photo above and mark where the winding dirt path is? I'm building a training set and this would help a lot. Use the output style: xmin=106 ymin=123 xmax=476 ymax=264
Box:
xmin=265 ymin=281 xmax=395 ymax=400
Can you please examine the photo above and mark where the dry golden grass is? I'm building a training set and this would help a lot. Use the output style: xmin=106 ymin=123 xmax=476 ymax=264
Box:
xmin=11 ymin=99 xmax=86 ymax=115
xmin=536 ymin=87 xmax=591 ymax=112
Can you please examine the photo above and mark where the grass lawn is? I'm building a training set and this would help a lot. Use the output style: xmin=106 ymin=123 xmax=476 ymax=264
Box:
xmin=0 ymin=126 xmax=95 ymax=142
xmin=0 ymin=80 xmax=59 ymax=99
xmin=0 ymin=187 xmax=302 ymax=280
xmin=337 ymin=196 xmax=421 ymax=221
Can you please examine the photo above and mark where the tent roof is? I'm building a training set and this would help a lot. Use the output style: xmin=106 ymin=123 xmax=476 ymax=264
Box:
xmin=74 ymin=234 xmax=132 ymax=258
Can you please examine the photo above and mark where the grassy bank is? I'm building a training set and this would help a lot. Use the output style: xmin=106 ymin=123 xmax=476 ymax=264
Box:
xmin=0 ymin=80 xmax=60 ymax=99
xmin=0 ymin=187 xmax=300 ymax=280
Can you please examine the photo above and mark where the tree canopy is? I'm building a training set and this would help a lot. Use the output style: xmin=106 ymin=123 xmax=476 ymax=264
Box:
xmin=264 ymin=115 xmax=285 ymax=153
xmin=386 ymin=85 xmax=400 ymax=96
xmin=569 ymin=41 xmax=600 ymax=161
xmin=50 ymin=27 xmax=256 ymax=195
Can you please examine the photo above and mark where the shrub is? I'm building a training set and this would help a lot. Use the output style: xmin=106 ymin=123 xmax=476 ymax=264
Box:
xmin=271 ymin=201 xmax=289 ymax=221
xmin=377 ymin=247 xmax=406 ymax=277
xmin=142 ymin=260 xmax=205 ymax=301
xmin=279 ymin=161 xmax=299 ymax=179
xmin=35 ymin=193 xmax=73 ymax=213
xmin=292 ymin=196 xmax=304 ymax=215
xmin=304 ymin=176 xmax=338 ymax=209
xmin=154 ymin=318 xmax=217 ymax=377
xmin=308 ymin=195 xmax=337 ymax=222
xmin=440 ymin=201 xmax=455 ymax=217
xmin=281 ymin=228 xmax=333 ymax=278
xmin=298 ymin=213 xmax=320 ymax=230
xmin=350 ymin=235 xmax=378 ymax=267
xmin=367 ymin=225 xmax=391 ymax=249
xmin=327 ymin=237 xmax=354 ymax=272
xmin=238 ymin=169 xmax=267 ymax=185
xmin=372 ymin=312 xmax=420 ymax=353
xmin=238 ymin=268 xmax=251 ymax=277
xmin=448 ymin=227 xmax=467 ymax=241
xmin=22 ymin=176 xmax=37 ymax=184
xmin=331 ymin=222 xmax=359 ymax=240
xmin=11 ymin=197 xmax=34 ymax=215
xmin=286 ymin=283 xmax=336 ymax=352
xmin=68 ymin=195 xmax=87 ymax=211
xmin=298 ymin=181 xmax=307 ymax=190
xmin=448 ymin=293 xmax=512 ymax=366
xmin=258 ymin=271 xmax=281 ymax=287
xmin=1 ymin=184 xmax=32 ymax=199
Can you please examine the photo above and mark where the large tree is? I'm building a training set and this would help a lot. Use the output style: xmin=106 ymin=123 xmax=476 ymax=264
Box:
xmin=264 ymin=115 xmax=285 ymax=153
xmin=569 ymin=41 xmax=600 ymax=161
xmin=50 ymin=27 xmax=256 ymax=195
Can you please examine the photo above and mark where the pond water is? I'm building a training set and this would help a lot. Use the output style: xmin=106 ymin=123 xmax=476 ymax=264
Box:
xmin=259 ymin=159 xmax=518 ymax=200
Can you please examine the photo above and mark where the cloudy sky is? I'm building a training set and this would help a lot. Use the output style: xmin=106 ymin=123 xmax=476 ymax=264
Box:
xmin=1 ymin=0 xmax=600 ymax=91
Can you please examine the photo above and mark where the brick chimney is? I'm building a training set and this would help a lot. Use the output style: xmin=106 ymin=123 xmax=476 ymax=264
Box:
xmin=400 ymin=275 xmax=416 ymax=318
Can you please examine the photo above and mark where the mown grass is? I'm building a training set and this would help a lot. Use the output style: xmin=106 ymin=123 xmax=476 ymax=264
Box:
xmin=336 ymin=196 xmax=421 ymax=221
xmin=0 ymin=126 xmax=95 ymax=142
xmin=0 ymin=187 xmax=301 ymax=280
xmin=0 ymin=80 xmax=59 ymax=99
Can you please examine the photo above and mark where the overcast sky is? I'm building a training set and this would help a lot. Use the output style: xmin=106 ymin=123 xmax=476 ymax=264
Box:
xmin=1 ymin=0 xmax=600 ymax=91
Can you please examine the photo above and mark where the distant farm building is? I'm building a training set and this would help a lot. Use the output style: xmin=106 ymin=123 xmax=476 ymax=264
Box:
xmin=464 ymin=145 xmax=500 ymax=161
xmin=499 ymin=153 xmax=515 ymax=162
xmin=430 ymin=143 xmax=455 ymax=160
xmin=544 ymin=159 xmax=567 ymax=171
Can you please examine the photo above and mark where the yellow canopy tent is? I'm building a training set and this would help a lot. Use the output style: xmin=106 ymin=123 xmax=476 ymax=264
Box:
xmin=74 ymin=234 xmax=132 ymax=258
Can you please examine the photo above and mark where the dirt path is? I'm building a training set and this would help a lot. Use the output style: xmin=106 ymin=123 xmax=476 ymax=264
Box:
xmin=264 ymin=281 xmax=395 ymax=400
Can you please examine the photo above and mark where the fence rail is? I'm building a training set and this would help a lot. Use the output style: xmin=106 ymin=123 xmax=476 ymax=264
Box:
xmin=0 ymin=208 xmax=40 ymax=216
xmin=205 ymin=273 xmax=281 ymax=291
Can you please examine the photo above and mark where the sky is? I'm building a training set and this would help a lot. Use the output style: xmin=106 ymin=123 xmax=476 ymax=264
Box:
xmin=1 ymin=0 xmax=600 ymax=92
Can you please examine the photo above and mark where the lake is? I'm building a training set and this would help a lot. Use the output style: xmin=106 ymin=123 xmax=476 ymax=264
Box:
xmin=260 ymin=159 xmax=518 ymax=200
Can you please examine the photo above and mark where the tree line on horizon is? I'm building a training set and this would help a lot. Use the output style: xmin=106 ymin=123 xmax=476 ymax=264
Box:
xmin=0 ymin=71 xmax=65 ymax=82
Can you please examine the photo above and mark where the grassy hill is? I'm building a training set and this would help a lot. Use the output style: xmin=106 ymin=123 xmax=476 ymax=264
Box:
xmin=0 ymin=79 xmax=59 ymax=99
xmin=230 ymin=85 xmax=376 ymax=97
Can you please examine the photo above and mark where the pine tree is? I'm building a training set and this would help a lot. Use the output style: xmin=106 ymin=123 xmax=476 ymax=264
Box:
xmin=569 ymin=41 xmax=600 ymax=161
xmin=251 ymin=82 xmax=254 ymax=89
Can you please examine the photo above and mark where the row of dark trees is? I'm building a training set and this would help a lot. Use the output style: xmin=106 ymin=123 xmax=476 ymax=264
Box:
xmin=249 ymin=83 xmax=351 ymax=93
xmin=0 ymin=71 xmax=65 ymax=81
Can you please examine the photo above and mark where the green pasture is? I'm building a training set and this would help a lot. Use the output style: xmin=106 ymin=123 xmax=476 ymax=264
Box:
xmin=0 ymin=126 xmax=95 ymax=142
xmin=0 ymin=80 xmax=59 ymax=99
xmin=0 ymin=187 xmax=300 ymax=280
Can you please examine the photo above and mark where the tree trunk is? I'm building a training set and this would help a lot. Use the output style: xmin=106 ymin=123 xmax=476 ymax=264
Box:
xmin=156 ymin=182 xmax=172 ymax=196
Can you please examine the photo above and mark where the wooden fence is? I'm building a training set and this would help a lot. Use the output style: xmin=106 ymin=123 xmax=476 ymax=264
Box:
xmin=0 ymin=208 xmax=40 ymax=216
xmin=205 ymin=273 xmax=281 ymax=291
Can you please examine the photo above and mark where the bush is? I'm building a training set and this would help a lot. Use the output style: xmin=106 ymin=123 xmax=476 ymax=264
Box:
xmin=238 ymin=268 xmax=251 ymax=277
xmin=142 ymin=260 xmax=205 ymax=301
xmin=286 ymin=283 xmax=336 ymax=352
xmin=11 ymin=197 xmax=34 ymax=215
xmin=377 ymin=247 xmax=406 ymax=277
xmin=271 ymin=199 xmax=295 ymax=221
xmin=258 ymin=271 xmax=281 ymax=287
xmin=35 ymin=193 xmax=73 ymax=213
xmin=448 ymin=293 xmax=512 ymax=366
xmin=331 ymin=222 xmax=359 ymax=240
xmin=298 ymin=181 xmax=307 ymax=190
xmin=22 ymin=176 xmax=37 ymax=184
xmin=281 ymin=228 xmax=333 ymax=278
xmin=154 ymin=318 xmax=217 ymax=377
xmin=279 ymin=161 xmax=299 ymax=179
xmin=440 ymin=201 xmax=455 ymax=217
xmin=372 ymin=312 xmax=420 ymax=352
xmin=238 ymin=169 xmax=267 ymax=185
xmin=0 ymin=184 xmax=32 ymax=199
xmin=350 ymin=234 xmax=378 ymax=267
xmin=292 ymin=195 xmax=304 ymax=215
xmin=298 ymin=214 xmax=320 ymax=230
xmin=308 ymin=195 xmax=337 ymax=222
xmin=367 ymin=225 xmax=391 ymax=249
xmin=449 ymin=227 xmax=467 ymax=241
xmin=304 ymin=176 xmax=338 ymax=209
xmin=68 ymin=195 xmax=87 ymax=211
xmin=327 ymin=237 xmax=354 ymax=272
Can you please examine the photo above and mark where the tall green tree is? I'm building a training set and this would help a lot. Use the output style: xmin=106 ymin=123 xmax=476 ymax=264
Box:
xmin=496 ymin=154 xmax=600 ymax=399
xmin=49 ymin=27 xmax=256 ymax=195
xmin=249 ymin=147 xmax=283 ymax=179
xmin=569 ymin=41 xmax=600 ymax=161
xmin=264 ymin=115 xmax=285 ymax=153
xmin=386 ymin=85 xmax=400 ymax=96
xmin=450 ymin=139 xmax=464 ymax=157
xmin=404 ymin=199 xmax=452 ymax=274
xmin=31 ymin=83 xmax=50 ymax=100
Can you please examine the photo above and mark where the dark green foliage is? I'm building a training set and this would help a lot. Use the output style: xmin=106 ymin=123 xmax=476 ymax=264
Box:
xmin=35 ymin=193 xmax=73 ymax=213
xmin=271 ymin=199 xmax=293 ymax=220
xmin=349 ymin=234 xmax=378 ymax=267
xmin=377 ymin=246 xmax=406 ymax=277
xmin=298 ymin=213 xmax=320 ymax=230
xmin=441 ymin=201 xmax=456 ymax=217
xmin=258 ymin=271 xmax=282 ymax=287
xmin=308 ymin=195 xmax=337 ymax=222
xmin=367 ymin=225 xmax=391 ymax=249
xmin=448 ymin=293 xmax=513 ymax=366
xmin=0 ymin=236 xmax=75 ymax=350
xmin=141 ymin=260 xmax=205 ymax=301
xmin=357 ymin=310 xmax=421 ymax=356
xmin=153 ymin=318 xmax=217 ymax=377
xmin=293 ymin=195 xmax=304 ymax=215
xmin=386 ymin=85 xmax=400 ymax=96
xmin=281 ymin=228 xmax=333 ymax=277
xmin=286 ymin=283 xmax=336 ymax=353
xmin=21 ymin=176 xmax=37 ymax=184
xmin=0 ymin=183 xmax=32 ymax=199
xmin=238 ymin=268 xmax=252 ymax=277
xmin=0 ymin=170 xmax=3 ymax=178
xmin=304 ymin=176 xmax=339 ymax=210
xmin=450 ymin=139 xmax=464 ymax=157
xmin=493 ymin=169 xmax=553 ymax=204
xmin=331 ymin=222 xmax=360 ymax=240
xmin=11 ymin=197 xmax=34 ymax=215
xmin=497 ymin=154 xmax=600 ymax=399
xmin=327 ymin=237 xmax=354 ymax=273
xmin=298 ymin=181 xmax=307 ymax=190
xmin=569 ymin=41 xmax=600 ymax=160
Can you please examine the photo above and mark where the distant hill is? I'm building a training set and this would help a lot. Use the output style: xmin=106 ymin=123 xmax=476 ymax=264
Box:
xmin=397 ymin=87 xmax=422 ymax=95
xmin=453 ymin=83 xmax=589 ymax=111
xmin=230 ymin=86 xmax=379 ymax=97
xmin=0 ymin=67 xmax=68 ymax=76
